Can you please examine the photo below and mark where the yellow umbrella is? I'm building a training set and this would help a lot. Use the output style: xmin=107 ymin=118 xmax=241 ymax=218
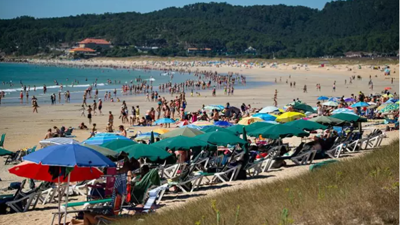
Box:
xmin=238 ymin=117 xmax=264 ymax=125
xmin=153 ymin=128 xmax=170 ymax=134
xmin=275 ymin=112 xmax=305 ymax=123
xmin=382 ymin=94 xmax=394 ymax=98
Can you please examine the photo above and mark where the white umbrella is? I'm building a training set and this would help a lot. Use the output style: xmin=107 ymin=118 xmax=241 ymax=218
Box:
xmin=322 ymin=101 xmax=339 ymax=107
xmin=39 ymin=138 xmax=80 ymax=148
xmin=259 ymin=106 xmax=279 ymax=113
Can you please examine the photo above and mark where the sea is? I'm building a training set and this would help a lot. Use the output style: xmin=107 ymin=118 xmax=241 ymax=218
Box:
xmin=0 ymin=63 xmax=269 ymax=106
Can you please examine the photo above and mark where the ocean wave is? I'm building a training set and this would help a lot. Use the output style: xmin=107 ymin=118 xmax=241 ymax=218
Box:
xmin=0 ymin=83 xmax=106 ymax=93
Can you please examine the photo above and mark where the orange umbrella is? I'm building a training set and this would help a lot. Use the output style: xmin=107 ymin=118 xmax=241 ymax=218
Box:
xmin=384 ymin=87 xmax=392 ymax=90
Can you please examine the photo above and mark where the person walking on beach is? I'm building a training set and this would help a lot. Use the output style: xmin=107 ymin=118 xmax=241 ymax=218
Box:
xmin=332 ymin=84 xmax=336 ymax=92
xmin=108 ymin=111 xmax=114 ymax=127
xmin=87 ymin=105 xmax=92 ymax=124
xmin=32 ymin=96 xmax=38 ymax=113
xmin=80 ymin=104 xmax=86 ymax=117
xmin=273 ymin=89 xmax=278 ymax=107
xmin=92 ymin=100 xmax=97 ymax=116
xmin=83 ymin=94 xmax=87 ymax=107
xmin=303 ymin=85 xmax=307 ymax=93
xmin=98 ymin=99 xmax=103 ymax=115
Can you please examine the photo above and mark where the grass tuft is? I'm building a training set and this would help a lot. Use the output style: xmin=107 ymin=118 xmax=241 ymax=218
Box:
xmin=118 ymin=140 xmax=399 ymax=225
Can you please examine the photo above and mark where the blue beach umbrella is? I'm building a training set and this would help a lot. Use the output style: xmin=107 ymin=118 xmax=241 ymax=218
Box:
xmin=328 ymin=97 xmax=339 ymax=102
xmin=344 ymin=97 xmax=356 ymax=102
xmin=317 ymin=96 xmax=329 ymax=101
xmin=23 ymin=144 xmax=116 ymax=167
xmin=214 ymin=121 xmax=233 ymax=127
xmin=82 ymin=133 xmax=131 ymax=145
xmin=154 ymin=118 xmax=176 ymax=125
xmin=351 ymin=102 xmax=370 ymax=108
xmin=252 ymin=113 xmax=277 ymax=121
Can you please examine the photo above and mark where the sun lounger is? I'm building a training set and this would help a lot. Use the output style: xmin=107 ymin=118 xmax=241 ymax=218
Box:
xmin=6 ymin=182 xmax=46 ymax=213
xmin=210 ymin=164 xmax=242 ymax=183
xmin=325 ymin=143 xmax=344 ymax=158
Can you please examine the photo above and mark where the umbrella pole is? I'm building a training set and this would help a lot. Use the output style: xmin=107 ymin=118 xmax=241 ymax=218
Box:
xmin=57 ymin=176 xmax=61 ymax=225
xmin=64 ymin=173 xmax=70 ymax=225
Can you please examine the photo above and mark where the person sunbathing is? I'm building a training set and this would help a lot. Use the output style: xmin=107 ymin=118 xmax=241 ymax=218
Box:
xmin=78 ymin=122 xmax=88 ymax=130
xmin=44 ymin=129 xmax=52 ymax=139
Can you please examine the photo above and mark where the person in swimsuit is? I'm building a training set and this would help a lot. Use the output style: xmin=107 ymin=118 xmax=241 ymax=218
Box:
xmin=87 ymin=105 xmax=92 ymax=124
xmin=98 ymin=99 xmax=103 ymax=115
xmin=92 ymin=100 xmax=97 ymax=116
xmin=108 ymin=111 xmax=114 ymax=127
xmin=32 ymin=96 xmax=38 ymax=113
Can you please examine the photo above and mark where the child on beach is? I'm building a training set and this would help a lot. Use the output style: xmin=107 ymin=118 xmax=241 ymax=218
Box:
xmin=89 ymin=123 xmax=97 ymax=138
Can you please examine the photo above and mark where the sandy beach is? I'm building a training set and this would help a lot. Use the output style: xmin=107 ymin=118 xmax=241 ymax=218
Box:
xmin=0 ymin=58 xmax=398 ymax=225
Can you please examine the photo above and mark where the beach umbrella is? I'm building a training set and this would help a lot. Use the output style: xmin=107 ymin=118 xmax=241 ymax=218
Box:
xmin=317 ymin=96 xmax=329 ymax=101
xmin=177 ymin=120 xmax=189 ymax=127
xmin=322 ymin=101 xmax=339 ymax=107
xmin=227 ymin=124 xmax=245 ymax=135
xmin=344 ymin=98 xmax=356 ymax=102
xmin=39 ymin=138 xmax=80 ymax=148
xmin=18 ymin=144 xmax=116 ymax=225
xmin=192 ymin=121 xmax=214 ymax=126
xmin=153 ymin=128 xmax=170 ymax=134
xmin=309 ymin=116 xmax=346 ymax=126
xmin=115 ymin=144 xmax=172 ymax=161
xmin=284 ymin=120 xmax=327 ymax=131
xmin=249 ymin=124 xmax=309 ymax=139
xmin=214 ymin=121 xmax=233 ymax=127
xmin=293 ymin=103 xmax=316 ymax=113
xmin=238 ymin=117 xmax=264 ymax=125
xmin=154 ymin=118 xmax=176 ymax=125
xmin=275 ymin=112 xmax=305 ymax=123
xmin=224 ymin=107 xmax=241 ymax=118
xmin=379 ymin=103 xmax=399 ymax=113
xmin=100 ymin=139 xmax=137 ymax=151
xmin=135 ymin=132 xmax=160 ymax=141
xmin=82 ymin=133 xmax=131 ymax=145
xmin=201 ymin=126 xmax=235 ymax=134
xmin=328 ymin=97 xmax=339 ymax=102
xmin=204 ymin=105 xmax=225 ymax=111
xmin=80 ymin=143 xmax=118 ymax=157
xmin=351 ymin=102 xmax=370 ymax=108
xmin=245 ymin=122 xmax=274 ymax=133
xmin=9 ymin=161 xmax=104 ymax=183
xmin=252 ymin=113 xmax=277 ymax=121
xmin=181 ymin=124 xmax=201 ymax=130
xmin=384 ymin=87 xmax=392 ymax=90
xmin=0 ymin=147 xmax=13 ymax=156
xmin=152 ymin=135 xmax=211 ymax=151
xmin=331 ymin=108 xmax=356 ymax=115
xmin=382 ymin=94 xmax=394 ymax=98
xmin=331 ymin=113 xmax=367 ymax=122
xmin=160 ymin=127 xmax=204 ymax=139
xmin=259 ymin=106 xmax=280 ymax=113
xmin=194 ymin=131 xmax=246 ymax=146
xmin=23 ymin=144 xmax=116 ymax=167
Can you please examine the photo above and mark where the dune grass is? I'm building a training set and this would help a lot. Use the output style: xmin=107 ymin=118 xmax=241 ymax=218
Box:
xmin=119 ymin=140 xmax=399 ymax=225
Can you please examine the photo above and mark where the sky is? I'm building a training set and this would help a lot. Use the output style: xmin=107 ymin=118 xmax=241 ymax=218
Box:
xmin=0 ymin=0 xmax=332 ymax=19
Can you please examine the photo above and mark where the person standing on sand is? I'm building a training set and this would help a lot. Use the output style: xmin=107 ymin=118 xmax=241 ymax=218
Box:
xmin=303 ymin=85 xmax=307 ymax=93
xmin=273 ymin=89 xmax=278 ymax=107
xmin=80 ymin=104 xmax=86 ymax=117
xmin=92 ymin=100 xmax=97 ymax=116
xmin=87 ymin=105 xmax=92 ymax=124
xmin=332 ymin=84 xmax=336 ymax=92
xmin=98 ymin=99 xmax=103 ymax=115
xmin=83 ymin=94 xmax=87 ymax=107
xmin=32 ymin=96 xmax=38 ymax=113
xmin=109 ymin=111 xmax=114 ymax=127
xmin=391 ymin=78 xmax=394 ymax=84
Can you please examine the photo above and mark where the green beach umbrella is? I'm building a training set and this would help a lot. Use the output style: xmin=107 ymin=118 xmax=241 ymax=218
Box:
xmin=309 ymin=116 xmax=347 ymax=126
xmin=250 ymin=124 xmax=309 ymax=139
xmin=100 ymin=139 xmax=137 ymax=151
xmin=330 ymin=113 xmax=367 ymax=122
xmin=293 ymin=103 xmax=316 ymax=113
xmin=81 ymin=143 xmax=119 ymax=157
xmin=227 ymin=124 xmax=245 ymax=135
xmin=194 ymin=131 xmax=246 ymax=146
xmin=152 ymin=135 xmax=211 ymax=151
xmin=201 ymin=126 xmax=235 ymax=134
xmin=245 ymin=122 xmax=274 ymax=133
xmin=160 ymin=127 xmax=204 ymax=139
xmin=284 ymin=120 xmax=327 ymax=131
xmin=0 ymin=147 xmax=13 ymax=156
xmin=116 ymin=144 xmax=172 ymax=161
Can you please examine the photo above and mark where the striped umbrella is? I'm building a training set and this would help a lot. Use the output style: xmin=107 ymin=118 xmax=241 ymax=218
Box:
xmin=39 ymin=138 xmax=80 ymax=148
xmin=82 ymin=133 xmax=131 ymax=145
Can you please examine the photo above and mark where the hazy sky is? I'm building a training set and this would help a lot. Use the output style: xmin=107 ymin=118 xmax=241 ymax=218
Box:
xmin=0 ymin=0 xmax=332 ymax=19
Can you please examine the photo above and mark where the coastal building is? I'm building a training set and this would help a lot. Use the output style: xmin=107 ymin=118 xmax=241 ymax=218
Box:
xmin=135 ymin=46 xmax=159 ymax=53
xmin=78 ymin=38 xmax=111 ymax=50
xmin=244 ymin=46 xmax=257 ymax=55
xmin=187 ymin=48 xmax=212 ymax=54
xmin=68 ymin=47 xmax=97 ymax=57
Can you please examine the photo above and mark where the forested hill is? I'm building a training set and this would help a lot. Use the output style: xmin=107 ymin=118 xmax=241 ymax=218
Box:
xmin=0 ymin=0 xmax=398 ymax=58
